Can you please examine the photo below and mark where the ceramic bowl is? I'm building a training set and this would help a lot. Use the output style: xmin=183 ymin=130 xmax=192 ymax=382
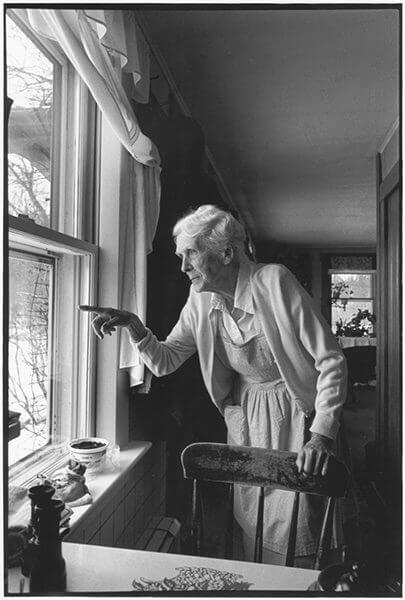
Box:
xmin=68 ymin=437 xmax=109 ymax=467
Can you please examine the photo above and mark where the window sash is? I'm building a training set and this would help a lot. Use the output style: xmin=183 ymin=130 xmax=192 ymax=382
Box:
xmin=9 ymin=249 xmax=55 ymax=464
xmin=9 ymin=218 xmax=98 ymax=472
xmin=338 ymin=296 xmax=374 ymax=302
xmin=7 ymin=10 xmax=66 ymax=231
xmin=7 ymin=9 xmax=98 ymax=242
xmin=329 ymin=270 xmax=375 ymax=275
xmin=329 ymin=270 xmax=376 ymax=300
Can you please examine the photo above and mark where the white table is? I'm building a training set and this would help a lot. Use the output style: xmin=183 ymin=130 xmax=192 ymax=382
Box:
xmin=7 ymin=542 xmax=319 ymax=592
xmin=338 ymin=336 xmax=376 ymax=348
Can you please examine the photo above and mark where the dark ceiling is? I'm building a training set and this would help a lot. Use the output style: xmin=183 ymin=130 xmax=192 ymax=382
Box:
xmin=141 ymin=7 xmax=399 ymax=247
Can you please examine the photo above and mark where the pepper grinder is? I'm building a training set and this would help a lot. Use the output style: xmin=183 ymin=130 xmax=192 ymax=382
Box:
xmin=29 ymin=498 xmax=67 ymax=593
xmin=21 ymin=484 xmax=55 ymax=577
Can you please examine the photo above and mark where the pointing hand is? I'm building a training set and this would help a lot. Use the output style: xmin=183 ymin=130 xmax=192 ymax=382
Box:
xmin=79 ymin=305 xmax=147 ymax=341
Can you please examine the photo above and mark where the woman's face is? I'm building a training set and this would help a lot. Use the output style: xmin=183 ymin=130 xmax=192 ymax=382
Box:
xmin=175 ymin=232 xmax=226 ymax=293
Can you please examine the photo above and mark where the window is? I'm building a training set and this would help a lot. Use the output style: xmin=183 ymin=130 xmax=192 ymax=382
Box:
xmin=330 ymin=271 xmax=376 ymax=336
xmin=7 ymin=11 xmax=98 ymax=470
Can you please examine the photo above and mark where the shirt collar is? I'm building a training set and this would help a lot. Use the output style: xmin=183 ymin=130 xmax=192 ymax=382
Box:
xmin=210 ymin=260 xmax=255 ymax=314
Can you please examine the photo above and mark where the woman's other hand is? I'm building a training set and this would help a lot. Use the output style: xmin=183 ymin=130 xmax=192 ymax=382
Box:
xmin=79 ymin=305 xmax=147 ymax=342
xmin=295 ymin=433 xmax=334 ymax=477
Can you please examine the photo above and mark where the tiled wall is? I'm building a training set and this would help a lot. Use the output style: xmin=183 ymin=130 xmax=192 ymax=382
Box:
xmin=66 ymin=442 xmax=166 ymax=549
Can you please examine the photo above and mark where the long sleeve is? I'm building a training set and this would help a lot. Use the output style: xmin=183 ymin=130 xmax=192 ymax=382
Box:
xmin=131 ymin=299 xmax=197 ymax=376
xmin=273 ymin=266 xmax=347 ymax=439
xmin=254 ymin=264 xmax=347 ymax=440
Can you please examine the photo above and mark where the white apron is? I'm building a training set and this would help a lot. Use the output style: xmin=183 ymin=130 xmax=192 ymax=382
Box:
xmin=215 ymin=328 xmax=325 ymax=556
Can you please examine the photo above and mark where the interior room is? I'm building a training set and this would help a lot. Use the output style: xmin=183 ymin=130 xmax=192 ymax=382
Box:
xmin=6 ymin=4 xmax=400 ymax=595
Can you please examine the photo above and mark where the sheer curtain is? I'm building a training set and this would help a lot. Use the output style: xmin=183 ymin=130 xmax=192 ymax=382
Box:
xmin=119 ymin=157 xmax=159 ymax=386
xmin=26 ymin=8 xmax=161 ymax=385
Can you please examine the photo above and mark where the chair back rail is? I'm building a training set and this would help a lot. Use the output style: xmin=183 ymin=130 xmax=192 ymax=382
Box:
xmin=181 ymin=442 xmax=350 ymax=497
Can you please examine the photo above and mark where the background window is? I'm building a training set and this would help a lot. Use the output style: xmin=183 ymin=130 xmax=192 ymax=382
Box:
xmin=330 ymin=271 xmax=376 ymax=336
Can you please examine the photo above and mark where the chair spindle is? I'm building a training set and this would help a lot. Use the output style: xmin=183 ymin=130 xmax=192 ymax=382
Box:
xmin=225 ymin=484 xmax=234 ymax=559
xmin=314 ymin=496 xmax=336 ymax=570
xmin=285 ymin=491 xmax=300 ymax=566
xmin=191 ymin=479 xmax=202 ymax=555
xmin=254 ymin=487 xmax=265 ymax=562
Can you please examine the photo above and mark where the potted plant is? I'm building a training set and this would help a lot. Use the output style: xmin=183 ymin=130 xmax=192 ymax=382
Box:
xmin=335 ymin=309 xmax=376 ymax=338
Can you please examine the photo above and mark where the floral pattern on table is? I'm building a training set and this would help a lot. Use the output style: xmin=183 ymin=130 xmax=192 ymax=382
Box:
xmin=132 ymin=565 xmax=253 ymax=591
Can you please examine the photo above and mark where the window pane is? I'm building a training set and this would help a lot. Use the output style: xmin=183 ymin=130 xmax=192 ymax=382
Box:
xmin=331 ymin=273 xmax=372 ymax=299
xmin=9 ymin=255 xmax=53 ymax=465
xmin=7 ymin=16 xmax=54 ymax=227
xmin=332 ymin=300 xmax=374 ymax=335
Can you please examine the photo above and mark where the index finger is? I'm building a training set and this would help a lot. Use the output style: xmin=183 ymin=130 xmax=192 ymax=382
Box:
xmin=79 ymin=305 xmax=108 ymax=314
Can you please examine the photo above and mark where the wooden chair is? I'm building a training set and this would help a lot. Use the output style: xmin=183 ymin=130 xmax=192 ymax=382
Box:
xmin=181 ymin=442 xmax=350 ymax=569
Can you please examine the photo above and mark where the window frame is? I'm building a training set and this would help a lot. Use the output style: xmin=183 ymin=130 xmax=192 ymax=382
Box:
xmin=7 ymin=10 xmax=99 ymax=473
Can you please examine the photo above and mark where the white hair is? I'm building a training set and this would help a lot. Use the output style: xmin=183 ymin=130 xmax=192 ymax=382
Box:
xmin=173 ymin=205 xmax=249 ymax=262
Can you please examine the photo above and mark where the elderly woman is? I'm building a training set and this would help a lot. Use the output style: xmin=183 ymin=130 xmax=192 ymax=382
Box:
xmin=81 ymin=204 xmax=347 ymax=566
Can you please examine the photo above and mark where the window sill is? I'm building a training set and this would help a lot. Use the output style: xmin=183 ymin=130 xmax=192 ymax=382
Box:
xmin=9 ymin=441 xmax=151 ymax=531
xmin=66 ymin=441 xmax=151 ymax=531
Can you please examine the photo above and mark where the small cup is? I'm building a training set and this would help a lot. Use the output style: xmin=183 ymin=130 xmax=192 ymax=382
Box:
xmin=68 ymin=437 xmax=109 ymax=472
